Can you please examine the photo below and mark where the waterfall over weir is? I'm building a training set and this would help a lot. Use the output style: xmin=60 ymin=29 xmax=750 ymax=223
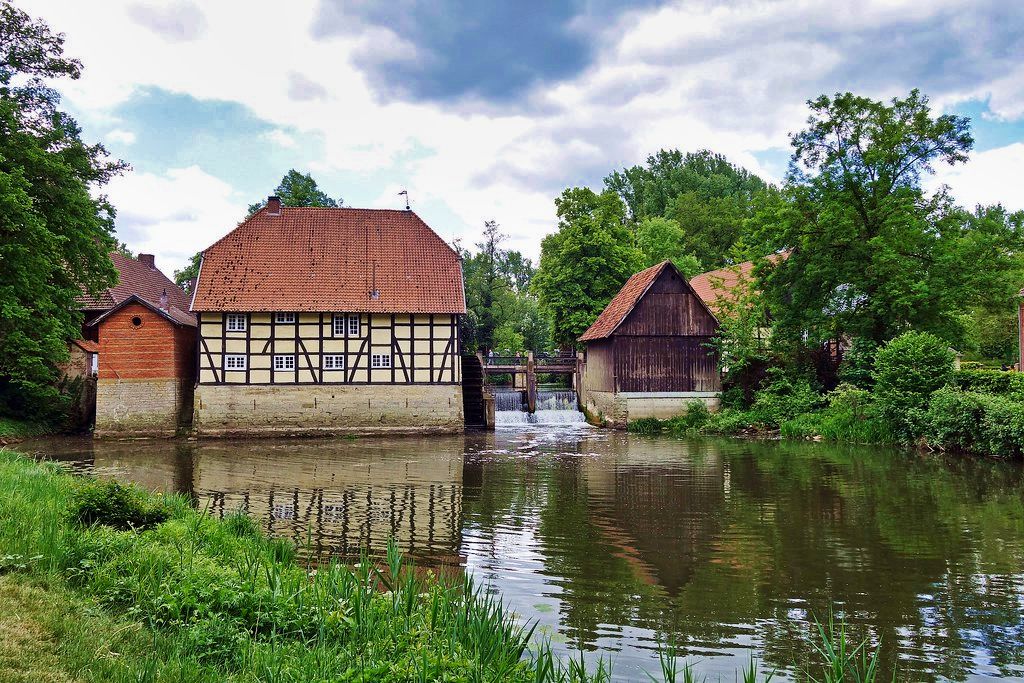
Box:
xmin=493 ymin=389 xmax=586 ymax=426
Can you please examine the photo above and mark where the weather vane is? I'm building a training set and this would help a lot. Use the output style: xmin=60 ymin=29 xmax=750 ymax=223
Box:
xmin=398 ymin=189 xmax=410 ymax=211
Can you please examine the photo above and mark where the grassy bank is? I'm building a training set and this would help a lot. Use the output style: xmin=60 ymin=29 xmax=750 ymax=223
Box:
xmin=0 ymin=449 xmax=894 ymax=682
xmin=0 ymin=416 xmax=58 ymax=442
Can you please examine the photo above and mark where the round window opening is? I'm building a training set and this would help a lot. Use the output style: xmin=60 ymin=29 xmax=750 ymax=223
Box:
xmin=130 ymin=315 xmax=143 ymax=328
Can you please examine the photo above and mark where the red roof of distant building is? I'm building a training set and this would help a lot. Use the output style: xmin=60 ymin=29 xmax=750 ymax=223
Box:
xmin=579 ymin=261 xmax=673 ymax=341
xmin=688 ymin=252 xmax=788 ymax=314
xmin=70 ymin=339 xmax=100 ymax=353
xmin=190 ymin=207 xmax=466 ymax=314
xmin=688 ymin=261 xmax=756 ymax=314
xmin=78 ymin=252 xmax=192 ymax=319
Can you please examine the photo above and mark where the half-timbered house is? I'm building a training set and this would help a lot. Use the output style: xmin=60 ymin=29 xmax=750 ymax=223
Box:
xmin=578 ymin=260 xmax=720 ymax=427
xmin=189 ymin=197 xmax=466 ymax=435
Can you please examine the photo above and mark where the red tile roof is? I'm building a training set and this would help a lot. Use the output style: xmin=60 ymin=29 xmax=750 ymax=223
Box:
xmin=70 ymin=339 xmax=100 ymax=353
xmin=688 ymin=252 xmax=788 ymax=314
xmin=579 ymin=261 xmax=672 ymax=341
xmin=78 ymin=252 xmax=192 ymax=316
xmin=688 ymin=261 xmax=756 ymax=314
xmin=87 ymin=294 xmax=197 ymax=328
xmin=191 ymin=207 xmax=466 ymax=314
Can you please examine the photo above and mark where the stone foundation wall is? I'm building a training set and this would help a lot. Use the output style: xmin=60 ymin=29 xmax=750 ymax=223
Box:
xmin=193 ymin=384 xmax=465 ymax=436
xmin=582 ymin=389 xmax=719 ymax=429
xmin=95 ymin=378 xmax=191 ymax=437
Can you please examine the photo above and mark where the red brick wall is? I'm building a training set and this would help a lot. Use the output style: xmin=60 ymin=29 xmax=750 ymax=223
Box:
xmin=97 ymin=303 xmax=195 ymax=381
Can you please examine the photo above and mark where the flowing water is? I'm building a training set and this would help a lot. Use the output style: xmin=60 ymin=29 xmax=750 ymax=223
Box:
xmin=17 ymin=428 xmax=1024 ymax=681
xmin=494 ymin=388 xmax=587 ymax=425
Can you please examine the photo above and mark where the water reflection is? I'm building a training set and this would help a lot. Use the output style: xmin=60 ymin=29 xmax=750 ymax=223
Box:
xmin=21 ymin=429 xmax=1024 ymax=682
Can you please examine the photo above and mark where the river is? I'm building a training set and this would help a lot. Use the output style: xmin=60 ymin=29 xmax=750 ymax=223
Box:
xmin=15 ymin=425 xmax=1024 ymax=681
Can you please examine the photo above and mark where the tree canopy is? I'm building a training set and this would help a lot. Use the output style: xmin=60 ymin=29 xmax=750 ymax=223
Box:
xmin=752 ymin=90 xmax=1024 ymax=351
xmin=532 ymin=188 xmax=643 ymax=347
xmin=0 ymin=1 xmax=125 ymax=419
xmin=247 ymin=169 xmax=340 ymax=216
xmin=459 ymin=222 xmax=549 ymax=354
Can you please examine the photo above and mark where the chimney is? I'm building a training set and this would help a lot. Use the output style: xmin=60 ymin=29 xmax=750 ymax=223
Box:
xmin=138 ymin=253 xmax=156 ymax=269
xmin=266 ymin=195 xmax=282 ymax=216
xmin=159 ymin=288 xmax=168 ymax=311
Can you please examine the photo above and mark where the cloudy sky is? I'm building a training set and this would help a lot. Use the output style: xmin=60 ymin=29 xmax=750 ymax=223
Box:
xmin=30 ymin=0 xmax=1024 ymax=273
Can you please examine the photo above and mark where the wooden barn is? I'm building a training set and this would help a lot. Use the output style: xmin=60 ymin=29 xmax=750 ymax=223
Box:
xmin=578 ymin=260 xmax=720 ymax=427
xmin=189 ymin=197 xmax=466 ymax=436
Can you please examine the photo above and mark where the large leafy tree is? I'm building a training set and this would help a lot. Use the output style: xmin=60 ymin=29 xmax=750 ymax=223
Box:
xmin=754 ymin=90 xmax=1011 ymax=349
xmin=533 ymin=188 xmax=643 ymax=347
xmin=604 ymin=149 xmax=768 ymax=268
xmin=247 ymin=169 xmax=340 ymax=215
xmin=459 ymin=222 xmax=549 ymax=354
xmin=633 ymin=216 xmax=702 ymax=276
xmin=0 ymin=1 xmax=125 ymax=419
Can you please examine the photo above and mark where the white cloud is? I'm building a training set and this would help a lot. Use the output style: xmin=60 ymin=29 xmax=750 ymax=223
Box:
xmin=29 ymin=0 xmax=1024 ymax=266
xmin=929 ymin=143 xmax=1024 ymax=212
xmin=106 ymin=128 xmax=136 ymax=145
xmin=105 ymin=165 xmax=247 ymax=273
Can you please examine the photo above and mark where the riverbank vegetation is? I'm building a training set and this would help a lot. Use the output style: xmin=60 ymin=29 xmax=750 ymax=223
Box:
xmin=631 ymin=331 xmax=1024 ymax=458
xmin=0 ymin=447 xmax=903 ymax=681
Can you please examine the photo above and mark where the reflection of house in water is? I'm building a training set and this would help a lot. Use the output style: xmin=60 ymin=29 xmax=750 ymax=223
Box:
xmin=87 ymin=437 xmax=467 ymax=566
xmin=578 ymin=439 xmax=727 ymax=596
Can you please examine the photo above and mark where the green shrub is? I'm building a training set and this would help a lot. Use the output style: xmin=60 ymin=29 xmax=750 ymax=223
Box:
xmin=926 ymin=388 xmax=1024 ymax=458
xmin=749 ymin=367 xmax=823 ymax=426
xmin=664 ymin=401 xmax=712 ymax=432
xmin=701 ymin=409 xmax=759 ymax=435
xmin=873 ymin=332 xmax=955 ymax=439
xmin=953 ymin=369 xmax=1024 ymax=397
xmin=980 ymin=396 xmax=1024 ymax=458
xmin=69 ymin=480 xmax=170 ymax=531
xmin=627 ymin=417 xmax=662 ymax=434
xmin=926 ymin=387 xmax=988 ymax=452
xmin=780 ymin=412 xmax=821 ymax=438
xmin=838 ymin=338 xmax=878 ymax=389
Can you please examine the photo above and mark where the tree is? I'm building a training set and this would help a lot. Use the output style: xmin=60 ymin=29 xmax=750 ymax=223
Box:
xmin=247 ymin=169 xmax=340 ymax=215
xmin=755 ymin=90 xmax=983 ymax=349
xmin=533 ymin=188 xmax=643 ymax=347
xmin=633 ymin=216 xmax=702 ymax=276
xmin=173 ymin=251 xmax=202 ymax=292
xmin=460 ymin=222 xmax=549 ymax=354
xmin=0 ymin=2 xmax=125 ymax=419
xmin=604 ymin=149 xmax=769 ymax=268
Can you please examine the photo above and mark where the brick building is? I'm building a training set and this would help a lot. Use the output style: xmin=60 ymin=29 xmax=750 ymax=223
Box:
xmin=189 ymin=197 xmax=466 ymax=436
xmin=79 ymin=254 xmax=197 ymax=436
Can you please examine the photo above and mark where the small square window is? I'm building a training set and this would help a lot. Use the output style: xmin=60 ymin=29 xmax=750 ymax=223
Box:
xmin=273 ymin=355 xmax=295 ymax=370
xmin=226 ymin=313 xmax=247 ymax=332
xmin=371 ymin=353 xmax=391 ymax=369
xmin=275 ymin=312 xmax=295 ymax=324
xmin=323 ymin=354 xmax=345 ymax=370
xmin=225 ymin=354 xmax=246 ymax=370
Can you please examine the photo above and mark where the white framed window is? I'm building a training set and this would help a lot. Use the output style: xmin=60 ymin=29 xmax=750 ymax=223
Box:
xmin=333 ymin=313 xmax=362 ymax=337
xmin=371 ymin=353 xmax=391 ymax=369
xmin=273 ymin=355 xmax=295 ymax=370
xmin=226 ymin=313 xmax=247 ymax=332
xmin=225 ymin=354 xmax=246 ymax=370
xmin=275 ymin=312 xmax=295 ymax=324
xmin=323 ymin=354 xmax=345 ymax=370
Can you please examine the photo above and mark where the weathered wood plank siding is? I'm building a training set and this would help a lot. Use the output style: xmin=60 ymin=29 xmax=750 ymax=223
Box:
xmin=613 ymin=336 xmax=719 ymax=392
xmin=611 ymin=266 xmax=720 ymax=393
xmin=582 ymin=340 xmax=615 ymax=392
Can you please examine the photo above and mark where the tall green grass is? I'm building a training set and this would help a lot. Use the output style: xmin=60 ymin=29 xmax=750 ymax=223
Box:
xmin=0 ymin=449 xmax=894 ymax=681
